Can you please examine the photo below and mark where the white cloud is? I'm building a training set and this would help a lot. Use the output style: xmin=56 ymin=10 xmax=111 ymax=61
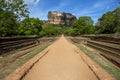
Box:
xmin=24 ymin=0 xmax=40 ymax=5
xmin=72 ymin=0 xmax=116 ymax=23
xmin=27 ymin=0 xmax=117 ymax=23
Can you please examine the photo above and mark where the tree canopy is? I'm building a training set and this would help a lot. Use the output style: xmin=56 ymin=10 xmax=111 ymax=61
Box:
xmin=0 ymin=0 xmax=29 ymax=37
xmin=72 ymin=16 xmax=95 ymax=34
xmin=96 ymin=7 xmax=120 ymax=34
xmin=18 ymin=18 xmax=43 ymax=35
xmin=0 ymin=0 xmax=29 ymax=18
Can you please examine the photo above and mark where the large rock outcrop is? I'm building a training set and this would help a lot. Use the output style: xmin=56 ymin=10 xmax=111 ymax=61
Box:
xmin=48 ymin=11 xmax=76 ymax=25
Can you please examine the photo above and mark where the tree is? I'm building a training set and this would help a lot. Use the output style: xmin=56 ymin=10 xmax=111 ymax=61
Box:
xmin=98 ymin=12 xmax=115 ymax=33
xmin=18 ymin=18 xmax=43 ymax=35
xmin=113 ymin=7 xmax=120 ymax=33
xmin=39 ymin=24 xmax=62 ymax=36
xmin=0 ymin=0 xmax=29 ymax=18
xmin=0 ymin=0 xmax=29 ymax=37
xmin=72 ymin=16 xmax=95 ymax=34
xmin=0 ymin=11 xmax=19 ymax=36
xmin=96 ymin=7 xmax=120 ymax=34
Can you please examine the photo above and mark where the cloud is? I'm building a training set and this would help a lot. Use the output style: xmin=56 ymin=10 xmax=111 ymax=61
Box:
xmin=24 ymin=0 xmax=40 ymax=5
xmin=27 ymin=0 xmax=118 ymax=24
xmin=72 ymin=0 xmax=116 ymax=23
xmin=33 ymin=2 xmax=70 ymax=20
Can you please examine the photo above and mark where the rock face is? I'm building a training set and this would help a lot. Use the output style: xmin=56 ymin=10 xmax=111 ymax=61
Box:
xmin=48 ymin=11 xmax=76 ymax=25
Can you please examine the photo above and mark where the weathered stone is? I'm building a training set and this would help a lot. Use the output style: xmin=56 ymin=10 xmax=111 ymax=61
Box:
xmin=48 ymin=11 xmax=76 ymax=25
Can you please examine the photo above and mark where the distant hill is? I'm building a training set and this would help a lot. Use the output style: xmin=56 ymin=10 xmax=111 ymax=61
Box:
xmin=48 ymin=11 xmax=76 ymax=25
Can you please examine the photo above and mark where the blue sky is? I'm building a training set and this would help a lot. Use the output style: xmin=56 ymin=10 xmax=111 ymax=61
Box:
xmin=24 ymin=0 xmax=120 ymax=23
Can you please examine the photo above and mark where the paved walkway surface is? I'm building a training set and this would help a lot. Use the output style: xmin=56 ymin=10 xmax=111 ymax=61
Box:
xmin=23 ymin=35 xmax=98 ymax=80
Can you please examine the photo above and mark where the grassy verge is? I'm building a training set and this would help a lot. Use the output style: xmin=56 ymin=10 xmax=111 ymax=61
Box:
xmin=88 ymin=40 xmax=120 ymax=49
xmin=87 ymin=43 xmax=120 ymax=59
xmin=0 ymin=42 xmax=51 ymax=80
xmin=75 ymin=44 xmax=120 ymax=80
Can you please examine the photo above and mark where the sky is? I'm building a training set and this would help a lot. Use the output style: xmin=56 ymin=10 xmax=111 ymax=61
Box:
xmin=23 ymin=0 xmax=120 ymax=23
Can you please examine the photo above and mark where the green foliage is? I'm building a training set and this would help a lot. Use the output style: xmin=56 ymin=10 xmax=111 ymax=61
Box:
xmin=0 ymin=0 xmax=29 ymax=37
xmin=39 ymin=24 xmax=79 ymax=36
xmin=40 ymin=17 xmax=95 ymax=36
xmin=97 ymin=12 xmax=115 ymax=33
xmin=0 ymin=0 xmax=119 ymax=37
xmin=72 ymin=16 xmax=95 ymax=34
xmin=113 ymin=7 xmax=120 ymax=33
xmin=39 ymin=24 xmax=63 ymax=36
xmin=96 ymin=7 xmax=120 ymax=34
xmin=0 ymin=11 xmax=18 ymax=36
xmin=18 ymin=18 xmax=43 ymax=35
xmin=0 ymin=0 xmax=29 ymax=18
xmin=64 ymin=28 xmax=77 ymax=35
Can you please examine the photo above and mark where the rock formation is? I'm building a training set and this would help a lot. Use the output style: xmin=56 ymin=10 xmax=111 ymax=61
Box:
xmin=48 ymin=11 xmax=76 ymax=25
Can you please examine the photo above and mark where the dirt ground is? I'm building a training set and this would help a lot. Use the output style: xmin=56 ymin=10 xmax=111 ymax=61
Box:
xmin=22 ymin=35 xmax=98 ymax=80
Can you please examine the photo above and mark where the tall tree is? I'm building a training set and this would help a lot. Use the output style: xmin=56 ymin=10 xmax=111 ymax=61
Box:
xmin=0 ymin=0 xmax=29 ymax=36
xmin=113 ymin=7 xmax=120 ymax=33
xmin=18 ymin=18 xmax=43 ymax=35
xmin=0 ymin=11 xmax=19 ymax=36
xmin=0 ymin=0 xmax=29 ymax=18
xmin=72 ymin=16 xmax=95 ymax=34
xmin=98 ymin=12 xmax=115 ymax=33
xmin=96 ymin=7 xmax=120 ymax=34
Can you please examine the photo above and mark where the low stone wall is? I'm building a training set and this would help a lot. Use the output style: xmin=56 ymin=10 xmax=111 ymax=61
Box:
xmin=4 ymin=49 xmax=49 ymax=80
xmin=74 ymin=47 xmax=116 ymax=80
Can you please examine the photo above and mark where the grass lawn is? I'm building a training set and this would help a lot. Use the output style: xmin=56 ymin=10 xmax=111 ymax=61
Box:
xmin=75 ymin=44 xmax=120 ymax=80
xmin=0 ymin=42 xmax=51 ymax=80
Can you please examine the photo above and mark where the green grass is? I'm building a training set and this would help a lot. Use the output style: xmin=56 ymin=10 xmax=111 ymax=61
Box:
xmin=0 ymin=43 xmax=51 ymax=80
xmin=88 ymin=40 xmax=120 ymax=49
xmin=73 ymin=36 xmax=120 ymax=50
xmin=75 ymin=44 xmax=120 ymax=80
xmin=87 ymin=43 xmax=120 ymax=59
